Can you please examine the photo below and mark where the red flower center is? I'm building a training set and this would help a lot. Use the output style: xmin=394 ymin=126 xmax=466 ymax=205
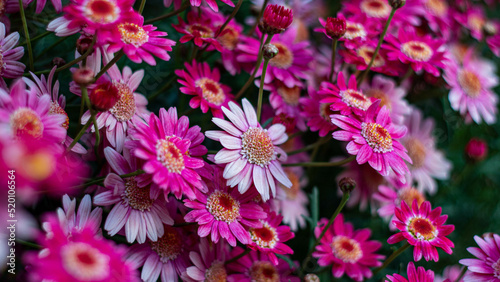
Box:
xmin=345 ymin=22 xmax=367 ymax=40
xmin=241 ymin=127 xmax=276 ymax=166
xmin=61 ymin=242 xmax=110 ymax=280
xmin=118 ymin=23 xmax=149 ymax=47
xmin=218 ymin=26 xmax=239 ymax=50
xmin=155 ymin=138 xmax=186 ymax=174
xmin=49 ymin=102 xmax=70 ymax=130
xmin=361 ymin=122 xmax=393 ymax=153
xmin=84 ymin=0 xmax=119 ymax=24
xmin=269 ymin=43 xmax=294 ymax=69
xmin=123 ymin=177 xmax=154 ymax=211
xmin=10 ymin=108 xmax=44 ymax=140
xmin=458 ymin=70 xmax=481 ymax=98
xmin=468 ymin=15 xmax=485 ymax=33
xmin=250 ymin=221 xmax=279 ymax=249
xmin=360 ymin=0 xmax=391 ymax=18
xmin=404 ymin=137 xmax=427 ymax=168
xmin=206 ymin=190 xmax=240 ymax=223
xmin=339 ymin=89 xmax=372 ymax=111
xmin=109 ymin=82 xmax=136 ymax=121
xmin=188 ymin=24 xmax=214 ymax=38
xmin=150 ymin=226 xmax=183 ymax=263
xmin=196 ymin=77 xmax=226 ymax=106
xmin=357 ymin=46 xmax=385 ymax=68
xmin=249 ymin=261 xmax=279 ymax=282
xmin=408 ymin=217 xmax=437 ymax=240
xmin=331 ymin=235 xmax=363 ymax=263
xmin=401 ymin=41 xmax=433 ymax=62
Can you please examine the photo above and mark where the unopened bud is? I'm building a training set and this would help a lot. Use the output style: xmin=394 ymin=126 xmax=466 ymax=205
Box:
xmin=260 ymin=4 xmax=293 ymax=35
xmin=465 ymin=138 xmax=488 ymax=162
xmin=262 ymin=43 xmax=279 ymax=60
xmin=89 ymin=81 xmax=120 ymax=112
xmin=52 ymin=57 xmax=66 ymax=68
xmin=72 ymin=67 xmax=95 ymax=86
xmin=339 ymin=177 xmax=356 ymax=194
xmin=77 ymin=36 xmax=93 ymax=55
xmin=325 ymin=17 xmax=346 ymax=39
xmin=388 ymin=0 xmax=406 ymax=9
xmin=304 ymin=273 xmax=320 ymax=282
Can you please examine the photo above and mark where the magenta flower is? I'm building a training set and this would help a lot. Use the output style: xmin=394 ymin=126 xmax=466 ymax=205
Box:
xmin=94 ymin=147 xmax=174 ymax=243
xmin=181 ymin=238 xmax=230 ymax=282
xmin=126 ymin=107 xmax=207 ymax=200
xmin=386 ymin=262 xmax=435 ymax=282
xmin=27 ymin=215 xmax=139 ymax=282
xmin=388 ymin=200 xmax=455 ymax=262
xmin=176 ymin=60 xmax=233 ymax=118
xmin=0 ymin=23 xmax=25 ymax=81
xmin=205 ymin=98 xmax=292 ymax=201
xmin=385 ymin=27 xmax=447 ymax=77
xmin=184 ymin=166 xmax=267 ymax=246
xmin=312 ymin=214 xmax=384 ymax=281
xmin=316 ymin=13 xmax=375 ymax=49
xmin=190 ymin=0 xmax=235 ymax=12
xmin=261 ymin=4 xmax=293 ymax=34
xmin=300 ymin=86 xmax=337 ymax=137
xmin=459 ymin=233 xmax=500 ymax=282
xmin=331 ymin=101 xmax=412 ymax=183
xmin=34 ymin=0 xmax=62 ymax=13
xmin=172 ymin=10 xmax=222 ymax=51
xmin=54 ymin=194 xmax=103 ymax=237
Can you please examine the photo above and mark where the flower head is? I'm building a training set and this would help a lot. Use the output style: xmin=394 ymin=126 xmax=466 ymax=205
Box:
xmin=173 ymin=10 xmax=222 ymax=51
xmin=386 ymin=262 xmax=435 ymax=282
xmin=459 ymin=233 xmax=500 ymax=282
xmin=300 ymin=86 xmax=337 ymax=137
xmin=261 ymin=4 xmax=293 ymax=34
xmin=324 ymin=17 xmax=347 ymax=39
xmin=465 ymin=138 xmax=488 ymax=162
xmin=0 ymin=22 xmax=25 ymax=80
xmin=181 ymin=238 xmax=230 ymax=282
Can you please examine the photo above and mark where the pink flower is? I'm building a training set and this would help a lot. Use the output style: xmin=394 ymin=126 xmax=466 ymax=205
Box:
xmin=189 ymin=0 xmax=235 ymax=12
xmin=104 ymin=14 xmax=176 ymax=65
xmin=388 ymin=200 xmax=455 ymax=262
xmin=176 ymin=60 xmax=233 ymax=118
xmin=444 ymin=52 xmax=498 ymax=125
xmin=94 ymin=147 xmax=174 ymax=243
xmin=384 ymin=27 xmax=447 ymax=77
xmin=312 ymin=214 xmax=384 ymax=281
xmin=34 ymin=0 xmax=62 ymax=13
xmin=261 ymin=4 xmax=293 ymax=34
xmin=126 ymin=107 xmax=207 ymax=200
xmin=184 ymin=165 xmax=267 ymax=246
xmin=342 ymin=0 xmax=423 ymax=28
xmin=459 ymin=233 xmax=500 ymax=282
xmin=0 ymin=23 xmax=25 ymax=81
xmin=27 ymin=215 xmax=139 ymax=282
xmin=181 ymin=238 xmax=230 ymax=282
xmin=331 ymin=101 xmax=412 ymax=183
xmin=316 ymin=13 xmax=375 ymax=49
xmin=456 ymin=6 xmax=487 ymax=40
xmin=435 ymin=265 xmax=464 ymax=282
xmin=54 ymin=194 xmax=103 ymax=237
xmin=226 ymin=247 xmax=299 ymax=282
xmin=386 ymin=262 xmax=435 ymax=282
xmin=266 ymin=81 xmax=306 ymax=131
xmin=172 ymin=10 xmax=222 ymax=51
xmin=300 ymin=86 xmax=337 ymax=137
xmin=465 ymin=138 xmax=488 ymax=161
xmin=418 ymin=0 xmax=452 ymax=39
xmin=205 ymin=98 xmax=292 ymax=201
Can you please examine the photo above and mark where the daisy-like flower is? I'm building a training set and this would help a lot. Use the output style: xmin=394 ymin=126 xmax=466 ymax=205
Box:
xmin=384 ymin=27 xmax=447 ymax=77
xmin=181 ymin=238 xmax=230 ymax=282
xmin=94 ymin=147 xmax=174 ymax=243
xmin=456 ymin=6 xmax=487 ymax=40
xmin=175 ymin=60 xmax=233 ymax=118
xmin=359 ymin=75 xmax=410 ymax=124
xmin=0 ymin=23 xmax=25 ymax=81
xmin=27 ymin=215 xmax=139 ymax=282
xmin=190 ymin=0 xmax=234 ymax=12
xmin=34 ymin=0 xmax=62 ymax=13
xmin=172 ymin=10 xmax=222 ymax=51
xmin=316 ymin=13 xmax=375 ymax=49
xmin=184 ymin=165 xmax=267 ymax=246
xmin=399 ymin=108 xmax=451 ymax=194
xmin=459 ymin=233 xmax=500 ymax=282
xmin=312 ymin=214 xmax=384 ymax=281
xmin=444 ymin=52 xmax=498 ymax=125
xmin=418 ymin=0 xmax=451 ymax=39
xmin=126 ymin=107 xmax=207 ymax=200
xmin=331 ymin=101 xmax=412 ymax=183
xmin=386 ymin=262 xmax=435 ymax=282
xmin=226 ymin=247 xmax=299 ymax=282
xmin=320 ymin=72 xmax=377 ymax=117
xmin=300 ymin=86 xmax=337 ymax=137
xmin=266 ymin=81 xmax=306 ymax=131
xmin=342 ymin=0 xmax=422 ymax=28
xmin=435 ymin=265 xmax=464 ymax=282
xmin=54 ymin=194 xmax=103 ymax=237
xmin=388 ymin=200 xmax=455 ymax=262
xmin=205 ymin=99 xmax=292 ymax=201
xmin=247 ymin=211 xmax=294 ymax=265
xmin=237 ymin=27 xmax=313 ymax=88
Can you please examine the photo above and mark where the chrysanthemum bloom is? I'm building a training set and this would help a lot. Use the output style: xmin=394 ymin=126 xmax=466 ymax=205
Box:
xmin=184 ymin=166 xmax=267 ymax=246
xmin=399 ymin=108 xmax=451 ymax=194
xmin=320 ymin=73 xmax=377 ymax=117
xmin=237 ymin=27 xmax=313 ymax=88
xmin=190 ymin=0 xmax=234 ymax=12
xmin=104 ymin=14 xmax=176 ymax=65
xmin=384 ymin=27 xmax=447 ymax=77
xmin=247 ymin=211 xmax=294 ymax=265
xmin=260 ymin=4 xmax=293 ymax=35
xmin=266 ymin=81 xmax=307 ymax=131
xmin=460 ymin=234 xmax=500 ymax=281
xmin=0 ymin=80 xmax=66 ymax=144
xmin=465 ymin=138 xmax=488 ymax=161
xmin=388 ymin=200 xmax=454 ymax=262
xmin=27 ymin=215 xmax=139 ymax=282
xmin=418 ymin=0 xmax=451 ymax=39
xmin=456 ymin=6 xmax=487 ymax=40
xmin=343 ymin=0 xmax=422 ymax=28
xmin=181 ymin=238 xmax=230 ymax=282
xmin=300 ymin=86 xmax=337 ymax=137
xmin=359 ymin=75 xmax=410 ymax=124
xmin=435 ymin=265 xmax=464 ymax=282
xmin=444 ymin=52 xmax=498 ymax=125
xmin=386 ymin=262 xmax=435 ymax=282
xmin=127 ymin=225 xmax=194 ymax=282
xmin=127 ymin=107 xmax=207 ymax=200
xmin=205 ymin=99 xmax=292 ymax=201
xmin=373 ymin=184 xmax=426 ymax=230
xmin=316 ymin=13 xmax=375 ymax=49
xmin=0 ymin=23 xmax=25 ymax=81
xmin=226 ymin=247 xmax=299 ymax=282
xmin=94 ymin=147 xmax=174 ymax=243
xmin=176 ymin=60 xmax=233 ymax=118
xmin=485 ymin=21 xmax=500 ymax=57
xmin=54 ymin=194 xmax=103 ymax=237
xmin=312 ymin=214 xmax=384 ymax=281
xmin=172 ymin=10 xmax=222 ymax=51
xmin=331 ymin=101 xmax=412 ymax=183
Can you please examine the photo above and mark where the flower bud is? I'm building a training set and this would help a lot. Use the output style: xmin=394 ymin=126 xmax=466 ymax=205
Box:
xmin=89 ymin=81 xmax=120 ymax=112
xmin=339 ymin=177 xmax=356 ymax=194
xmin=262 ymin=43 xmax=279 ymax=60
xmin=77 ymin=36 xmax=94 ymax=55
xmin=465 ymin=138 xmax=487 ymax=162
xmin=304 ymin=274 xmax=320 ymax=282
xmin=325 ymin=17 xmax=346 ymax=39
xmin=72 ymin=67 xmax=95 ymax=86
xmin=389 ymin=0 xmax=406 ymax=9
xmin=260 ymin=4 xmax=293 ymax=35
xmin=52 ymin=57 xmax=66 ymax=68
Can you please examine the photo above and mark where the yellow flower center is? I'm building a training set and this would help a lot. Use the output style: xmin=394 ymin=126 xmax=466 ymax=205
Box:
xmin=150 ymin=227 xmax=183 ymax=263
xmin=398 ymin=187 xmax=425 ymax=208
xmin=425 ymin=0 xmax=448 ymax=17
xmin=61 ymin=242 xmax=110 ymax=281
xmin=360 ymin=0 xmax=391 ymax=18
xmin=49 ymin=102 xmax=70 ymax=130
xmin=277 ymin=85 xmax=300 ymax=106
xmin=122 ymin=177 xmax=154 ymax=211
xmin=408 ymin=217 xmax=437 ymax=241
xmin=118 ymin=23 xmax=149 ymax=47
xmin=205 ymin=261 xmax=227 ymax=282
xmin=361 ymin=122 xmax=393 ymax=153
xmin=344 ymin=22 xmax=367 ymax=40
xmin=206 ymin=190 xmax=240 ymax=223
xmin=249 ymin=261 xmax=279 ymax=282
xmin=155 ymin=138 xmax=185 ymax=174
xmin=401 ymin=41 xmax=433 ymax=62
xmin=196 ymin=77 xmax=226 ymax=106
xmin=109 ymin=82 xmax=136 ymax=122
xmin=458 ymin=70 xmax=481 ymax=98
xmin=10 ymin=108 xmax=44 ymax=140
xmin=269 ymin=43 xmax=294 ymax=69
xmin=331 ymin=235 xmax=363 ymax=263
xmin=339 ymin=89 xmax=372 ymax=111
xmin=249 ymin=221 xmax=279 ymax=249
xmin=84 ymin=0 xmax=120 ymax=24
xmin=356 ymin=46 xmax=385 ymax=68
xmin=241 ymin=127 xmax=276 ymax=166
xmin=404 ymin=138 xmax=427 ymax=168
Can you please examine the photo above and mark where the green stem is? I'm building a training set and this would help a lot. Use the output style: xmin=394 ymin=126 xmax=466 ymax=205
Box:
xmin=19 ymin=0 xmax=34 ymax=72
xmin=455 ymin=267 xmax=467 ymax=282
xmin=67 ymin=119 xmax=92 ymax=152
xmin=17 ymin=239 xmax=41 ymax=249
xmin=95 ymin=50 xmax=124 ymax=80
xmin=77 ymin=169 xmax=145 ymax=188
xmin=357 ymin=8 xmax=396 ymax=86
xmin=301 ymin=192 xmax=350 ymax=274
xmin=215 ymin=0 xmax=243 ymax=38
xmin=80 ymin=86 xmax=100 ymax=154
xmin=329 ymin=39 xmax=338 ymax=82
xmin=256 ymin=58 xmax=270 ymax=122
xmin=373 ymin=242 xmax=411 ymax=275
xmin=248 ymin=0 xmax=269 ymax=35
xmin=286 ymin=136 xmax=330 ymax=156
xmin=283 ymin=155 xmax=355 ymax=167
xmin=138 ymin=0 xmax=147 ymax=13
xmin=20 ymin=30 xmax=51 ymax=46
xmin=144 ymin=1 xmax=189 ymax=24
xmin=225 ymin=248 xmax=250 ymax=265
